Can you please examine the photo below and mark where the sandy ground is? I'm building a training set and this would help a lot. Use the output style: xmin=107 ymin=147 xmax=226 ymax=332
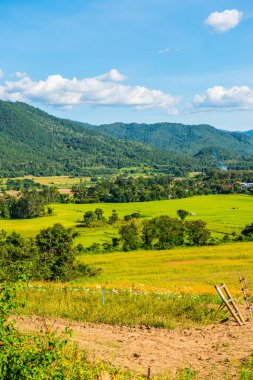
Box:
xmin=15 ymin=315 xmax=253 ymax=379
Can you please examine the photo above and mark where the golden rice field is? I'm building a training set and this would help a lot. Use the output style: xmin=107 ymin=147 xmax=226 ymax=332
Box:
xmin=2 ymin=175 xmax=91 ymax=188
xmin=80 ymin=242 xmax=253 ymax=294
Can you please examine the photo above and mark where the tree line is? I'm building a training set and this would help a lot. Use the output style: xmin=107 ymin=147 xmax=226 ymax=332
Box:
xmin=71 ymin=171 xmax=253 ymax=204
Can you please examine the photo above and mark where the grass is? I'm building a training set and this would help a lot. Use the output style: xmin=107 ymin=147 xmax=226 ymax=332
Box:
xmin=80 ymin=242 xmax=253 ymax=294
xmin=0 ymin=194 xmax=252 ymax=246
xmin=21 ymin=287 xmax=218 ymax=329
xmin=2 ymin=175 xmax=92 ymax=188
xmin=239 ymin=356 xmax=253 ymax=380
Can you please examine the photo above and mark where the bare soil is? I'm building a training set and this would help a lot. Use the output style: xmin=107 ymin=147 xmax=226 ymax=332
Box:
xmin=15 ymin=315 xmax=253 ymax=379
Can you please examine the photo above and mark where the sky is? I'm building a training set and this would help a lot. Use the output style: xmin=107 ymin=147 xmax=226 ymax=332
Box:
xmin=0 ymin=0 xmax=253 ymax=131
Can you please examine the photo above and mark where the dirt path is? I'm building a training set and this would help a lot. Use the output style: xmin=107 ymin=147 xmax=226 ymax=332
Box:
xmin=15 ymin=316 xmax=253 ymax=379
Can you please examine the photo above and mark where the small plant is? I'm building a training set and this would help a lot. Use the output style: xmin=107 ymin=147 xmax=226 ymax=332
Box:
xmin=0 ymin=281 xmax=69 ymax=379
xmin=239 ymin=356 xmax=253 ymax=380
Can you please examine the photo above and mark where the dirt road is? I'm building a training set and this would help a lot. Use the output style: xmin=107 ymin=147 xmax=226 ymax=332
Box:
xmin=15 ymin=315 xmax=253 ymax=379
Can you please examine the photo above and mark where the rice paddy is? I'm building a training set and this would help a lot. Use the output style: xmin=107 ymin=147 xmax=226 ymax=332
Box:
xmin=0 ymin=194 xmax=252 ymax=247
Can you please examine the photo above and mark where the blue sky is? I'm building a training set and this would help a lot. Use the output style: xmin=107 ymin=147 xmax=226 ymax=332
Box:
xmin=0 ymin=0 xmax=253 ymax=130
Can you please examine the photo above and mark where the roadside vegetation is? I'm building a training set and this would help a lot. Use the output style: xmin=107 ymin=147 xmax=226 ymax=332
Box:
xmin=21 ymin=286 xmax=218 ymax=329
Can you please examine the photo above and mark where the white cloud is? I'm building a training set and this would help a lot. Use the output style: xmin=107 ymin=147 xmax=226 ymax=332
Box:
xmin=193 ymin=85 xmax=253 ymax=110
xmin=0 ymin=69 xmax=180 ymax=114
xmin=158 ymin=48 xmax=170 ymax=54
xmin=0 ymin=69 xmax=4 ymax=78
xmin=205 ymin=9 xmax=243 ymax=33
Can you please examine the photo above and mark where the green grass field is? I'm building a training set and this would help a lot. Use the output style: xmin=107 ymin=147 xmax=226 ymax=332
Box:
xmin=0 ymin=194 xmax=252 ymax=247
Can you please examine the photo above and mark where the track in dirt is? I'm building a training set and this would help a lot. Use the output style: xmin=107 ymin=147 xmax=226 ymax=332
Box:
xmin=16 ymin=316 xmax=253 ymax=379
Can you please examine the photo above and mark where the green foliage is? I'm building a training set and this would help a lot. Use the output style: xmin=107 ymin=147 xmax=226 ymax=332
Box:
xmin=0 ymin=282 xmax=68 ymax=379
xmin=83 ymin=211 xmax=96 ymax=227
xmin=119 ymin=222 xmax=140 ymax=251
xmin=239 ymin=356 xmax=253 ymax=380
xmin=142 ymin=216 xmax=184 ymax=250
xmin=35 ymin=224 xmax=80 ymax=281
xmin=12 ymin=190 xmax=46 ymax=219
xmin=0 ymin=224 xmax=92 ymax=282
xmin=177 ymin=209 xmax=189 ymax=221
xmin=0 ymin=100 xmax=195 ymax=177
xmin=94 ymin=208 xmax=104 ymax=220
xmin=93 ymin=121 xmax=253 ymax=166
xmin=108 ymin=209 xmax=119 ymax=224
xmin=6 ymin=178 xmax=42 ymax=191
xmin=185 ymin=220 xmax=211 ymax=246
xmin=174 ymin=368 xmax=199 ymax=380
xmin=241 ymin=222 xmax=253 ymax=241
xmin=71 ymin=172 xmax=253 ymax=205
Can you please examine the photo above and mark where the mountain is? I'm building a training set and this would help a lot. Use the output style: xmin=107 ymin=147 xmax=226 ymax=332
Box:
xmin=1 ymin=100 xmax=252 ymax=177
xmin=245 ymin=130 xmax=253 ymax=137
xmin=0 ymin=100 xmax=196 ymax=177
xmin=90 ymin=122 xmax=253 ymax=159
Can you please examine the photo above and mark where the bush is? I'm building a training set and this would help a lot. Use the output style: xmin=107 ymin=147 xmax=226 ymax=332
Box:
xmin=0 ymin=282 xmax=68 ymax=379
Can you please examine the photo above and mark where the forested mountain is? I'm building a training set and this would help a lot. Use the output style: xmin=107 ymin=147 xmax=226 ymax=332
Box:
xmin=91 ymin=122 xmax=253 ymax=159
xmin=0 ymin=100 xmax=198 ymax=177
xmin=245 ymin=130 xmax=253 ymax=137
xmin=0 ymin=100 xmax=253 ymax=177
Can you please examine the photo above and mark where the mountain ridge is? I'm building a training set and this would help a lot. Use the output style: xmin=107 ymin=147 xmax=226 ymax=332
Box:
xmin=0 ymin=100 xmax=196 ymax=177
xmin=0 ymin=100 xmax=253 ymax=177
xmin=89 ymin=122 xmax=253 ymax=158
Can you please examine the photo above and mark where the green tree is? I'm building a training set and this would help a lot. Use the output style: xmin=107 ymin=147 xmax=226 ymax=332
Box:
xmin=12 ymin=190 xmax=46 ymax=219
xmin=95 ymin=208 xmax=104 ymax=220
xmin=155 ymin=216 xmax=184 ymax=249
xmin=83 ymin=211 xmax=96 ymax=226
xmin=35 ymin=223 xmax=78 ymax=281
xmin=108 ymin=209 xmax=119 ymax=224
xmin=177 ymin=209 xmax=189 ymax=221
xmin=142 ymin=219 xmax=159 ymax=248
xmin=185 ymin=220 xmax=210 ymax=246
xmin=241 ymin=222 xmax=253 ymax=241
xmin=119 ymin=222 xmax=140 ymax=251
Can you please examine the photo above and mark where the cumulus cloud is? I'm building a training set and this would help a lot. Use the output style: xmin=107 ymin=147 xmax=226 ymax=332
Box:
xmin=0 ymin=69 xmax=180 ymax=114
xmin=205 ymin=9 xmax=243 ymax=33
xmin=193 ymin=85 xmax=253 ymax=110
xmin=0 ymin=69 xmax=4 ymax=78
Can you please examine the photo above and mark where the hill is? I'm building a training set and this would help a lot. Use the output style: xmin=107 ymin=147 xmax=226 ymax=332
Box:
xmin=245 ymin=130 xmax=253 ymax=137
xmin=0 ymin=100 xmax=196 ymax=177
xmin=90 ymin=122 xmax=253 ymax=160
xmin=1 ymin=100 xmax=253 ymax=177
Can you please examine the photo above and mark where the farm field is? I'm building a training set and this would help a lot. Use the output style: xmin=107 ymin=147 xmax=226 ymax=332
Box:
xmin=1 ymin=175 xmax=92 ymax=188
xmin=81 ymin=242 xmax=253 ymax=294
xmin=0 ymin=194 xmax=252 ymax=247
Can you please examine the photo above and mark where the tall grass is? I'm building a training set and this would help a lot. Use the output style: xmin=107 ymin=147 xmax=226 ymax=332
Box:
xmin=20 ymin=286 xmax=219 ymax=329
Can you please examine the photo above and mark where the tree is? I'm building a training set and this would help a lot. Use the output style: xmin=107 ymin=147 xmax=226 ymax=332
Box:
xmin=185 ymin=220 xmax=210 ymax=246
xmin=177 ymin=209 xmax=189 ymax=221
xmin=12 ymin=190 xmax=46 ymax=219
xmin=241 ymin=223 xmax=253 ymax=240
xmin=155 ymin=216 xmax=184 ymax=249
xmin=108 ymin=209 xmax=119 ymax=224
xmin=83 ymin=211 xmax=96 ymax=226
xmin=119 ymin=222 xmax=140 ymax=251
xmin=95 ymin=208 xmax=104 ymax=220
xmin=35 ymin=223 xmax=78 ymax=280
xmin=142 ymin=220 xmax=159 ymax=248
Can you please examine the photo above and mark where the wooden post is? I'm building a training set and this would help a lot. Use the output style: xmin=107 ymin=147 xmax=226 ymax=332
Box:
xmin=102 ymin=288 xmax=105 ymax=307
xmin=215 ymin=283 xmax=244 ymax=326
